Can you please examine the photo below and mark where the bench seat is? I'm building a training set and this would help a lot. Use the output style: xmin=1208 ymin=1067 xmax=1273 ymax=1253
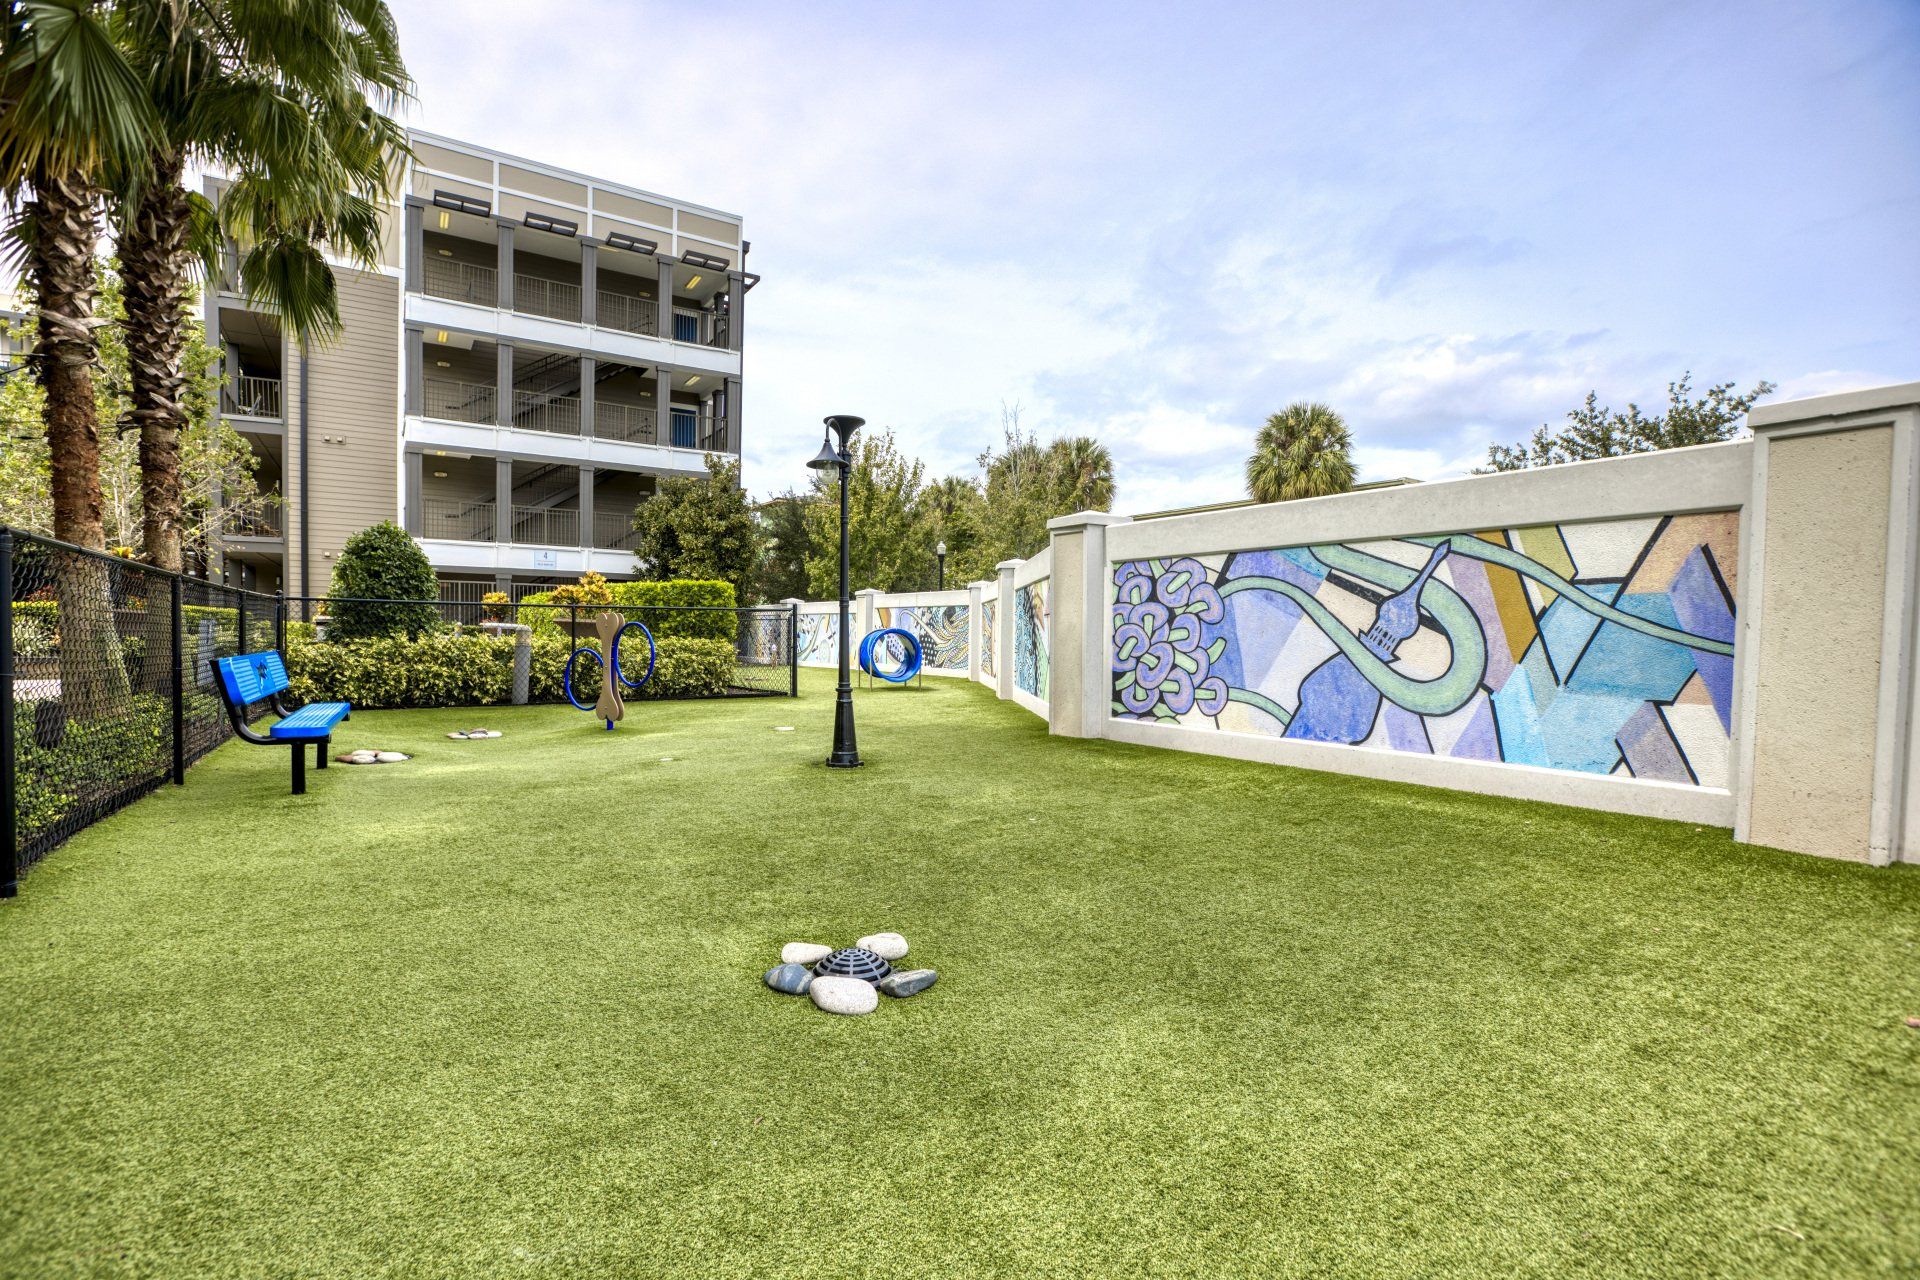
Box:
xmin=268 ymin=701 xmax=351 ymax=741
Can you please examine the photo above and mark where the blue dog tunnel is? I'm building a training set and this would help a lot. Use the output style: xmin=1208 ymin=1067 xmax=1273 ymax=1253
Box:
xmin=858 ymin=627 xmax=923 ymax=683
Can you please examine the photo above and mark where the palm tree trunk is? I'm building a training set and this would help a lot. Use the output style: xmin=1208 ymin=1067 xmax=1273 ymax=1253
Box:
xmin=119 ymin=154 xmax=191 ymax=574
xmin=27 ymin=164 xmax=131 ymax=718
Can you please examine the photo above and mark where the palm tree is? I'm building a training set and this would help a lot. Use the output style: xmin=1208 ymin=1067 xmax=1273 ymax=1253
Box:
xmin=1246 ymin=402 xmax=1356 ymax=503
xmin=1 ymin=0 xmax=157 ymax=714
xmin=112 ymin=0 xmax=410 ymax=570
xmin=1047 ymin=435 xmax=1115 ymax=512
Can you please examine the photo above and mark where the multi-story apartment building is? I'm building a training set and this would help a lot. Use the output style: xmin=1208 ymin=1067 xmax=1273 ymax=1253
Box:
xmin=207 ymin=129 xmax=750 ymax=603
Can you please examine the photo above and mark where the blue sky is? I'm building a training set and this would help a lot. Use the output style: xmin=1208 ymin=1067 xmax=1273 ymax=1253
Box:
xmin=388 ymin=0 xmax=1920 ymax=511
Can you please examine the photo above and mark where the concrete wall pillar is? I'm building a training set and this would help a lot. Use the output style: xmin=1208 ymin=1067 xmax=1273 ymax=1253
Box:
xmin=1736 ymin=383 xmax=1920 ymax=864
xmin=580 ymin=242 xmax=598 ymax=326
xmin=579 ymin=355 xmax=595 ymax=439
xmin=404 ymin=328 xmax=423 ymax=416
xmin=578 ymin=465 xmax=595 ymax=549
xmin=854 ymin=588 xmax=883 ymax=648
xmin=496 ymin=220 xmax=515 ymax=311
xmin=995 ymin=561 xmax=1020 ymax=701
xmin=723 ymin=377 xmax=742 ymax=455
xmin=725 ymin=269 xmax=745 ymax=352
xmin=1044 ymin=511 xmax=1129 ymax=738
xmin=495 ymin=342 xmax=514 ymax=426
xmin=494 ymin=457 xmax=513 ymax=544
xmin=403 ymin=451 xmax=423 ymax=535
xmin=655 ymin=253 xmax=676 ymax=340
xmin=403 ymin=201 xmax=423 ymax=294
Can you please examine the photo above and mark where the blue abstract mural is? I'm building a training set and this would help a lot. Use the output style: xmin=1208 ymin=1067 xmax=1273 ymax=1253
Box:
xmin=877 ymin=604 xmax=970 ymax=672
xmin=982 ymin=599 xmax=997 ymax=678
xmin=1015 ymin=581 xmax=1049 ymax=700
xmin=1111 ymin=513 xmax=1739 ymax=786
xmin=798 ymin=611 xmax=839 ymax=668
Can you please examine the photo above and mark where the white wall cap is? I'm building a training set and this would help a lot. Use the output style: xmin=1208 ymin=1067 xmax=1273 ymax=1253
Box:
xmin=1046 ymin=510 xmax=1131 ymax=532
xmin=995 ymin=559 xmax=1024 ymax=572
xmin=1748 ymin=381 xmax=1920 ymax=430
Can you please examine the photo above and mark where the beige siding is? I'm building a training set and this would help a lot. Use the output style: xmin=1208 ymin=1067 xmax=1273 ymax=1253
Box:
xmin=414 ymin=142 xmax=493 ymax=183
xmin=294 ymin=270 xmax=401 ymax=596
xmin=676 ymin=209 xmax=741 ymax=245
xmin=500 ymin=164 xmax=588 ymax=207
xmin=592 ymin=189 xmax=674 ymax=228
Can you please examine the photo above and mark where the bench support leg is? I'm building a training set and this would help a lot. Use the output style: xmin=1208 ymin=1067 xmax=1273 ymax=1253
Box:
xmin=316 ymin=739 xmax=328 ymax=770
xmin=292 ymin=744 xmax=306 ymax=796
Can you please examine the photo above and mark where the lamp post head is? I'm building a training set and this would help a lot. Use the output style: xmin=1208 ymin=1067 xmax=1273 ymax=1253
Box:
xmin=806 ymin=435 xmax=844 ymax=472
xmin=823 ymin=414 xmax=865 ymax=449
xmin=936 ymin=541 xmax=947 ymax=556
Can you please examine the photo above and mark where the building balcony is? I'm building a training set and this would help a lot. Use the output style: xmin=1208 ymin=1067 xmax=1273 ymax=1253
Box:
xmin=596 ymin=289 xmax=655 ymax=336
xmin=421 ymin=257 xmax=496 ymax=307
xmin=416 ymin=376 xmax=731 ymax=454
xmin=221 ymin=375 xmax=283 ymax=420
xmin=221 ymin=508 xmax=284 ymax=539
xmin=593 ymin=510 xmax=640 ymax=551
xmin=506 ymin=504 xmax=578 ymax=547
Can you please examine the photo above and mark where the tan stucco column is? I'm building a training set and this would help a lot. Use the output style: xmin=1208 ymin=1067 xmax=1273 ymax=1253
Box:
xmin=1045 ymin=511 xmax=1130 ymax=739
xmin=1735 ymin=382 xmax=1920 ymax=863
xmin=995 ymin=561 xmax=1020 ymax=701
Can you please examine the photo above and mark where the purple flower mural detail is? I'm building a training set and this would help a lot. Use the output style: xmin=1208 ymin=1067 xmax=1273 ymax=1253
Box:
xmin=1112 ymin=559 xmax=1229 ymax=719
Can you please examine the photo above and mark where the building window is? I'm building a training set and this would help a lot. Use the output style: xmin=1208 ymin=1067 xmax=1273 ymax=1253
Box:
xmin=670 ymin=408 xmax=697 ymax=449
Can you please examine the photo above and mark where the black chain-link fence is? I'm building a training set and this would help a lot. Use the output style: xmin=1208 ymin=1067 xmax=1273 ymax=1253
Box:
xmin=2 ymin=527 xmax=279 ymax=891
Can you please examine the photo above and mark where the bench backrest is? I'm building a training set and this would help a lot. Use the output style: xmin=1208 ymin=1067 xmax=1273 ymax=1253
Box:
xmin=216 ymin=651 xmax=290 ymax=708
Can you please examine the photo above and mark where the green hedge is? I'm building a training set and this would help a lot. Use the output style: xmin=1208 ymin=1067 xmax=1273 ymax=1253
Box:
xmin=285 ymin=632 xmax=735 ymax=709
xmin=514 ymin=579 xmax=736 ymax=643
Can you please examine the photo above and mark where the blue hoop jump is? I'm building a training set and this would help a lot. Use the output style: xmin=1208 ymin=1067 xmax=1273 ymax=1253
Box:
xmin=564 ymin=620 xmax=657 ymax=721
xmin=859 ymin=627 xmax=923 ymax=683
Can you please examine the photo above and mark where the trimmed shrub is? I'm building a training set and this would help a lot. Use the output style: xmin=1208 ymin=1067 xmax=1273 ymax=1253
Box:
xmin=327 ymin=522 xmax=440 ymax=640
xmin=285 ymin=632 xmax=736 ymax=708
xmin=516 ymin=578 xmax=736 ymax=643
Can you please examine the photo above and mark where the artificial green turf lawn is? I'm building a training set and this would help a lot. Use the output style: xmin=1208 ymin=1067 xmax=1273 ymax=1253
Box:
xmin=1 ymin=671 xmax=1917 ymax=1279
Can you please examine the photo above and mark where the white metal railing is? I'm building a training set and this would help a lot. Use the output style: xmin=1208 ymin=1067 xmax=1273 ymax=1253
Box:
xmin=222 ymin=507 xmax=282 ymax=538
xmin=421 ymin=257 xmax=498 ymax=306
xmin=670 ymin=305 xmax=730 ymax=349
xmin=421 ymin=497 xmax=496 ymax=542
xmin=510 ymin=388 xmax=581 ymax=435
xmin=513 ymin=273 xmax=581 ymax=323
xmin=593 ymin=509 xmax=639 ymax=550
xmin=594 ymin=401 xmax=656 ymax=444
xmin=510 ymin=504 xmax=578 ymax=547
xmin=422 ymin=378 xmax=496 ymax=425
xmin=222 ymin=374 xmax=283 ymax=418
xmin=595 ymin=290 xmax=656 ymax=335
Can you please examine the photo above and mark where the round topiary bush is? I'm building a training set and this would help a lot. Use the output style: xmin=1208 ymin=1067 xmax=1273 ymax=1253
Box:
xmin=327 ymin=522 xmax=441 ymax=640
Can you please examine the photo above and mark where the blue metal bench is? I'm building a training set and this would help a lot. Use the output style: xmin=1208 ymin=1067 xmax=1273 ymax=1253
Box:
xmin=213 ymin=652 xmax=351 ymax=795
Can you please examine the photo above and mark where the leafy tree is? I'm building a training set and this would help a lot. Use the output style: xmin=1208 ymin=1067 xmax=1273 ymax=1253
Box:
xmin=327 ymin=521 xmax=438 ymax=639
xmin=750 ymin=490 xmax=813 ymax=604
xmin=1481 ymin=374 xmax=1776 ymax=472
xmin=628 ymin=454 xmax=759 ymax=601
xmin=111 ymin=0 xmax=410 ymax=571
xmin=914 ymin=473 xmax=987 ymax=588
xmin=1 ymin=0 xmax=159 ymax=714
xmin=974 ymin=405 xmax=1117 ymax=568
xmin=1247 ymin=402 xmax=1355 ymax=503
xmin=1046 ymin=435 xmax=1115 ymax=513
xmin=804 ymin=427 xmax=927 ymax=595
xmin=0 ymin=265 xmax=272 ymax=568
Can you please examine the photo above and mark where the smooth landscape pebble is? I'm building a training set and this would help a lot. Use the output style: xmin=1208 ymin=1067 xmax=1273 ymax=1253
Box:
xmin=876 ymin=969 xmax=938 ymax=998
xmin=809 ymin=976 xmax=879 ymax=1016
xmin=781 ymin=942 xmax=832 ymax=966
xmin=375 ymin=751 xmax=407 ymax=763
xmin=857 ymin=932 xmax=909 ymax=961
xmin=763 ymin=963 xmax=813 ymax=996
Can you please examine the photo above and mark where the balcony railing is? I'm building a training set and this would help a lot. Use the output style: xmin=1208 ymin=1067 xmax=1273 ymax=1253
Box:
xmin=670 ymin=307 xmax=731 ymax=349
xmin=222 ymin=375 xmax=282 ymax=419
xmin=595 ymin=290 xmax=657 ymax=336
xmin=421 ymin=257 xmax=498 ymax=307
xmin=509 ymin=504 xmax=578 ymax=547
xmin=510 ymin=388 xmax=581 ymax=435
xmin=594 ymin=402 xmax=656 ymax=445
xmin=422 ymin=378 xmax=496 ymax=424
xmin=593 ymin=510 xmax=640 ymax=550
xmin=514 ymin=273 xmax=581 ymax=323
xmin=222 ymin=508 xmax=283 ymax=538
xmin=421 ymin=497 xmax=496 ymax=542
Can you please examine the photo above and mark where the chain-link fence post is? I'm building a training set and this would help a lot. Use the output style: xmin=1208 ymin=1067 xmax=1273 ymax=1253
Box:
xmin=170 ymin=573 xmax=185 ymax=785
xmin=1 ymin=529 xmax=16 ymax=898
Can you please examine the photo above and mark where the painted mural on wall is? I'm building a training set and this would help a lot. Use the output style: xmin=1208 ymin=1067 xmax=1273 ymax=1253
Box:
xmin=798 ymin=611 xmax=839 ymax=668
xmin=1015 ymin=581 xmax=1050 ymax=700
xmin=982 ymin=599 xmax=997 ymax=678
xmin=877 ymin=604 xmax=971 ymax=672
xmin=1110 ymin=514 xmax=1738 ymax=786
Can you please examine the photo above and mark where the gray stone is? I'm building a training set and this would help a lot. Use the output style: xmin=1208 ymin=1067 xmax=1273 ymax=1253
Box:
xmin=858 ymin=932 xmax=909 ymax=961
xmin=375 ymin=751 xmax=407 ymax=763
xmin=763 ymin=963 xmax=813 ymax=996
xmin=780 ymin=941 xmax=832 ymax=966
xmin=810 ymin=975 xmax=878 ymax=1016
xmin=877 ymin=968 xmax=938 ymax=998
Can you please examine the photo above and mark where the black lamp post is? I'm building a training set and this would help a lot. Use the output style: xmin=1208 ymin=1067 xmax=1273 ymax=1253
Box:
xmin=936 ymin=540 xmax=947 ymax=591
xmin=808 ymin=414 xmax=864 ymax=768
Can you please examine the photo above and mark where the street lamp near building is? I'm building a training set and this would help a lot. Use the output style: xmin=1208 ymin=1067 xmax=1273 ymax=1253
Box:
xmin=807 ymin=414 xmax=865 ymax=768
xmin=936 ymin=540 xmax=947 ymax=591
